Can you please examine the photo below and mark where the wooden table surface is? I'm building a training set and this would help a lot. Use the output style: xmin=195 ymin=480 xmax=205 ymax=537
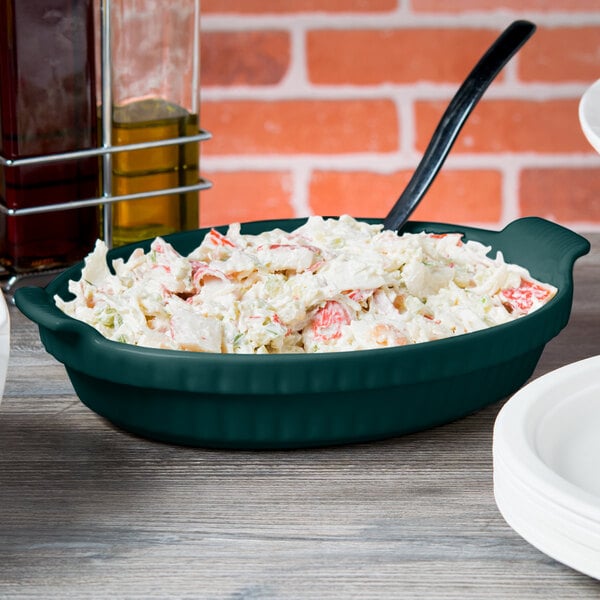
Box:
xmin=1 ymin=233 xmax=599 ymax=599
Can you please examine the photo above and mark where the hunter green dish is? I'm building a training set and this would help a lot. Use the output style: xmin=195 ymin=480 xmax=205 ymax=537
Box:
xmin=14 ymin=217 xmax=589 ymax=449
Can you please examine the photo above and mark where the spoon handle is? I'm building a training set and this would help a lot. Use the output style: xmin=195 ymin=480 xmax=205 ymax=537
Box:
xmin=383 ymin=20 xmax=536 ymax=232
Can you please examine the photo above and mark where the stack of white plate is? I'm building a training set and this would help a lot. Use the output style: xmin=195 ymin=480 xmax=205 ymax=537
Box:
xmin=493 ymin=355 xmax=600 ymax=580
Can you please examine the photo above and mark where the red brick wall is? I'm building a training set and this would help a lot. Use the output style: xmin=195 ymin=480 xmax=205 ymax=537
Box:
xmin=199 ymin=1 xmax=600 ymax=231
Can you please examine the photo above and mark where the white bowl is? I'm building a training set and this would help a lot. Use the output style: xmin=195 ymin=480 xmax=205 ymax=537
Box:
xmin=579 ymin=78 xmax=600 ymax=154
xmin=0 ymin=290 xmax=9 ymax=405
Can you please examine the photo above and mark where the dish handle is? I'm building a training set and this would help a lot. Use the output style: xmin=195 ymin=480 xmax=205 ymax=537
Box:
xmin=14 ymin=286 xmax=85 ymax=337
xmin=500 ymin=217 xmax=590 ymax=272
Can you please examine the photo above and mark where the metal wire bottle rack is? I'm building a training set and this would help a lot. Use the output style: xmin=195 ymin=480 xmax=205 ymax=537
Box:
xmin=0 ymin=0 xmax=211 ymax=295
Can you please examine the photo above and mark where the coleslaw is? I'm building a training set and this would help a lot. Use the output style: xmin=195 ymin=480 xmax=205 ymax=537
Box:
xmin=55 ymin=215 xmax=557 ymax=354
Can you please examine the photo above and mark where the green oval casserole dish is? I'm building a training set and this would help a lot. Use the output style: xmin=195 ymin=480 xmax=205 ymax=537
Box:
xmin=14 ymin=217 xmax=590 ymax=449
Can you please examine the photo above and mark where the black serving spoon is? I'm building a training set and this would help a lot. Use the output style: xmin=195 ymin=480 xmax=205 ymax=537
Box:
xmin=383 ymin=20 xmax=536 ymax=232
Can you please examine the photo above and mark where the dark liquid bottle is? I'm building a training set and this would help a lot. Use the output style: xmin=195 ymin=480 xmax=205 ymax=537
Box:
xmin=0 ymin=0 xmax=99 ymax=274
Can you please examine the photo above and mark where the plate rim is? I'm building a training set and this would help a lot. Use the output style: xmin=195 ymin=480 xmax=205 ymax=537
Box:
xmin=494 ymin=355 xmax=600 ymax=524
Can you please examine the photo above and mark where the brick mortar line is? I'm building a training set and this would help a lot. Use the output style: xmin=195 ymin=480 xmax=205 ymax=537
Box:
xmin=201 ymin=153 xmax=600 ymax=171
xmin=397 ymin=97 xmax=415 ymax=161
xmin=284 ymin=23 xmax=308 ymax=89
xmin=290 ymin=166 xmax=313 ymax=217
xmin=201 ymin=84 xmax=593 ymax=102
xmin=501 ymin=163 xmax=521 ymax=224
xmin=201 ymin=13 xmax=600 ymax=31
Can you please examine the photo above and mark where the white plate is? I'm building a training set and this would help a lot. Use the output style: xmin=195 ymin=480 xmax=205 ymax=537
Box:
xmin=493 ymin=355 xmax=600 ymax=580
xmin=579 ymin=79 xmax=600 ymax=154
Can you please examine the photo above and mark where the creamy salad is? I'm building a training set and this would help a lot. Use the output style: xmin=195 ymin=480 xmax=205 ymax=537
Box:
xmin=55 ymin=215 xmax=557 ymax=354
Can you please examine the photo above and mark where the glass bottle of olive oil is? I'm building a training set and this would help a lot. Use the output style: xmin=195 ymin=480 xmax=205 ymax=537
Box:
xmin=109 ymin=0 xmax=200 ymax=246
xmin=111 ymin=99 xmax=199 ymax=246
